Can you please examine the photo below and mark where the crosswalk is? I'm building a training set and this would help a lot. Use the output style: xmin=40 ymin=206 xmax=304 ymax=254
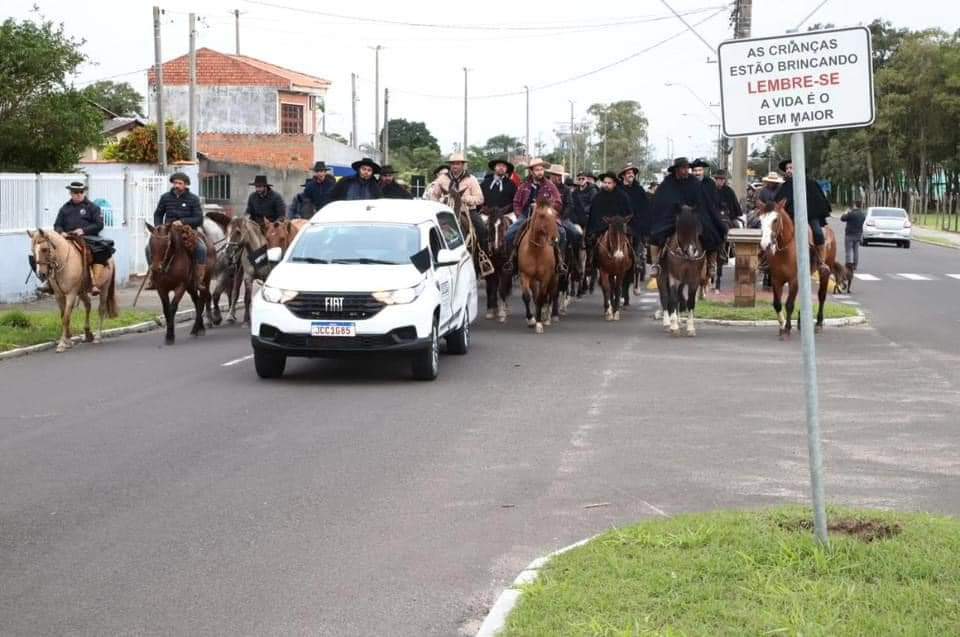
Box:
xmin=854 ymin=273 xmax=960 ymax=282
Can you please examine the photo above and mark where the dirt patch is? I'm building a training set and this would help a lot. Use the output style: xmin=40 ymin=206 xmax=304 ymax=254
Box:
xmin=780 ymin=518 xmax=902 ymax=542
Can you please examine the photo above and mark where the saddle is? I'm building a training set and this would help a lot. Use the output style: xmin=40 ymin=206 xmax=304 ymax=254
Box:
xmin=65 ymin=235 xmax=95 ymax=292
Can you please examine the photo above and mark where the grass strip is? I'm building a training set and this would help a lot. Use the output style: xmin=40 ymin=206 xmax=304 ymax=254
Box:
xmin=693 ymin=299 xmax=858 ymax=322
xmin=0 ymin=308 xmax=157 ymax=352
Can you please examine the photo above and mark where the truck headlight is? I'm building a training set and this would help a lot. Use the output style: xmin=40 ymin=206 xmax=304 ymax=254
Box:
xmin=261 ymin=284 xmax=298 ymax=304
xmin=373 ymin=280 xmax=426 ymax=305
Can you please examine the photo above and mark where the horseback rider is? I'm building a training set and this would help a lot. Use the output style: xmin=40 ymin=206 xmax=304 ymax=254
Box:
xmin=588 ymin=172 xmax=633 ymax=248
xmin=774 ymin=158 xmax=832 ymax=265
xmin=648 ymin=157 xmax=726 ymax=276
xmin=503 ymin=158 xmax=564 ymax=272
xmin=329 ymin=157 xmax=383 ymax=202
xmin=427 ymin=153 xmax=486 ymax=247
xmin=712 ymin=169 xmax=744 ymax=224
xmin=546 ymin=163 xmax=584 ymax=253
xmin=480 ymin=158 xmax=517 ymax=210
xmin=379 ymin=164 xmax=414 ymax=199
xmin=618 ymin=163 xmax=651 ymax=258
xmin=288 ymin=179 xmax=316 ymax=220
xmin=246 ymin=175 xmax=286 ymax=224
xmin=757 ymin=172 xmax=784 ymax=207
xmin=149 ymin=172 xmax=207 ymax=288
xmin=303 ymin=161 xmax=336 ymax=211
xmin=51 ymin=181 xmax=114 ymax=296
xmin=571 ymin=172 xmax=599 ymax=232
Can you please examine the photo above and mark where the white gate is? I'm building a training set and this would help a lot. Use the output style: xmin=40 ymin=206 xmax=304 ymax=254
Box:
xmin=37 ymin=173 xmax=86 ymax=227
xmin=130 ymin=175 xmax=170 ymax=275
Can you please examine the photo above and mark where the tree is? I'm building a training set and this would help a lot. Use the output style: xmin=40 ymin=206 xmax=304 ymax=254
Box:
xmin=466 ymin=134 xmax=526 ymax=173
xmin=109 ymin=121 xmax=190 ymax=163
xmin=587 ymin=101 xmax=649 ymax=174
xmin=0 ymin=13 xmax=103 ymax=171
xmin=381 ymin=119 xmax=440 ymax=154
xmin=81 ymin=81 xmax=143 ymax=116
xmin=390 ymin=145 xmax=443 ymax=182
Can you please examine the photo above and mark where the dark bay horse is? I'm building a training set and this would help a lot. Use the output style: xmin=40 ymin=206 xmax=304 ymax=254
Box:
xmin=596 ymin=216 xmax=634 ymax=321
xmin=517 ymin=201 xmax=559 ymax=334
xmin=658 ymin=205 xmax=705 ymax=336
xmin=145 ymin=222 xmax=215 ymax=344
xmin=758 ymin=200 xmax=840 ymax=338
xmin=481 ymin=204 xmax=515 ymax=322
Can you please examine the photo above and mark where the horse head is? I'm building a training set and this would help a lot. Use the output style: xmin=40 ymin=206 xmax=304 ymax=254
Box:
xmin=483 ymin=205 xmax=514 ymax=253
xmin=758 ymin=200 xmax=791 ymax=257
xmin=263 ymin=220 xmax=289 ymax=251
xmin=27 ymin=229 xmax=55 ymax=280
xmin=144 ymin=222 xmax=175 ymax=273
xmin=532 ymin=200 xmax=558 ymax=237
xmin=603 ymin=215 xmax=631 ymax=236
xmin=674 ymin=205 xmax=703 ymax=259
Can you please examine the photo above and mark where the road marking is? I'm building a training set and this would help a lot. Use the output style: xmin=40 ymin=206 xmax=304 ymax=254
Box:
xmin=896 ymin=273 xmax=934 ymax=281
xmin=222 ymin=354 xmax=253 ymax=367
xmin=854 ymin=273 xmax=880 ymax=281
xmin=947 ymin=274 xmax=960 ymax=280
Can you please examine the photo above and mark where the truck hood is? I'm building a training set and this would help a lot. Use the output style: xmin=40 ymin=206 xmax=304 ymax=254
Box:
xmin=265 ymin=263 xmax=426 ymax=293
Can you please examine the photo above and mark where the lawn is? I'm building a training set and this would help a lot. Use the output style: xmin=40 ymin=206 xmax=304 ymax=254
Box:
xmin=0 ymin=308 xmax=157 ymax=352
xmin=693 ymin=298 xmax=859 ymax=322
xmin=504 ymin=507 xmax=960 ymax=637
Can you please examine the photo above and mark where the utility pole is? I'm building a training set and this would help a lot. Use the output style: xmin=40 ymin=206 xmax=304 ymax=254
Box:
xmin=234 ymin=9 xmax=240 ymax=55
xmin=383 ymin=88 xmax=390 ymax=164
xmin=188 ymin=12 xmax=197 ymax=163
xmin=602 ymin=110 xmax=608 ymax=173
xmin=568 ymin=100 xmax=575 ymax=178
xmin=373 ymin=45 xmax=381 ymax=151
xmin=524 ymin=85 xmax=531 ymax=163
xmin=153 ymin=6 xmax=167 ymax=174
xmin=351 ymin=72 xmax=358 ymax=149
xmin=463 ymin=68 xmax=468 ymax=155
xmin=730 ymin=0 xmax=752 ymax=198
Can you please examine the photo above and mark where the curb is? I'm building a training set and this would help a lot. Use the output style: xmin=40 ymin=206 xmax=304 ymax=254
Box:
xmin=646 ymin=308 xmax=866 ymax=328
xmin=0 ymin=308 xmax=196 ymax=362
xmin=477 ymin=535 xmax=599 ymax=637
xmin=912 ymin=236 xmax=960 ymax=250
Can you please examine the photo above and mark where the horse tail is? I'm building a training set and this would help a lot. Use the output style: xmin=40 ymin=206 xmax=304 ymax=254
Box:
xmin=104 ymin=263 xmax=119 ymax=318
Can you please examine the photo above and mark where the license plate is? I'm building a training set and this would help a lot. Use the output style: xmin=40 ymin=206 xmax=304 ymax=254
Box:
xmin=311 ymin=321 xmax=356 ymax=337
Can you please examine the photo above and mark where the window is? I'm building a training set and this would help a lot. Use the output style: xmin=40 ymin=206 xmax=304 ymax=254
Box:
xmin=290 ymin=224 xmax=421 ymax=265
xmin=429 ymin=227 xmax=444 ymax=262
xmin=435 ymin=212 xmax=464 ymax=250
xmin=281 ymin=104 xmax=304 ymax=134
xmin=870 ymin=208 xmax=906 ymax=218
xmin=200 ymin=174 xmax=230 ymax=201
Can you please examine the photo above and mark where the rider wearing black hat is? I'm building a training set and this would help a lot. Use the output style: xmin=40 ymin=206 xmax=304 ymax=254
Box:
xmin=304 ymin=161 xmax=336 ymax=211
xmin=379 ymin=164 xmax=413 ymax=199
xmin=329 ymin=157 xmax=383 ymax=202
xmin=711 ymin=169 xmax=743 ymax=223
xmin=52 ymin=181 xmax=113 ymax=295
xmin=246 ymin=175 xmax=286 ymax=224
xmin=774 ymin=158 xmax=832 ymax=264
xmin=481 ymin=158 xmax=517 ymax=210
xmin=617 ymin=163 xmax=651 ymax=247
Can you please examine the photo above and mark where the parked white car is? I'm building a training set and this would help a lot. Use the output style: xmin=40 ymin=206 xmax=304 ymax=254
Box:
xmin=250 ymin=200 xmax=478 ymax=380
xmin=862 ymin=206 xmax=912 ymax=248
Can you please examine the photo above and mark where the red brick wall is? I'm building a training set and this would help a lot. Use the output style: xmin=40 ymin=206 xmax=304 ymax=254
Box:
xmin=148 ymin=48 xmax=287 ymax=87
xmin=198 ymin=133 xmax=314 ymax=170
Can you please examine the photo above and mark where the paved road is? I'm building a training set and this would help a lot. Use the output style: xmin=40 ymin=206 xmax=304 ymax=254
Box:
xmin=2 ymin=244 xmax=959 ymax=636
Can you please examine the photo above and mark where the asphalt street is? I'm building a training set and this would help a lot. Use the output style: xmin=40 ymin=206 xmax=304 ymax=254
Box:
xmin=2 ymin=239 xmax=959 ymax=636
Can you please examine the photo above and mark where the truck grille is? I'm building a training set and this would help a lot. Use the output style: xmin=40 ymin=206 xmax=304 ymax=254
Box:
xmin=285 ymin=292 xmax=385 ymax=320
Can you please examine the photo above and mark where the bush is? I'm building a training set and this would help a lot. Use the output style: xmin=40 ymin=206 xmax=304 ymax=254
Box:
xmin=0 ymin=310 xmax=33 ymax=329
xmin=112 ymin=121 xmax=190 ymax=163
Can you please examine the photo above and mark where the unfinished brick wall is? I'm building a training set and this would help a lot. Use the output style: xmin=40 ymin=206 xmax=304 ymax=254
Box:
xmin=198 ymin=133 xmax=314 ymax=171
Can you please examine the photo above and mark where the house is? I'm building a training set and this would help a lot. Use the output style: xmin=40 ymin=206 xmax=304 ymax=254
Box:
xmin=81 ymin=101 xmax=146 ymax=161
xmin=147 ymin=48 xmax=376 ymax=214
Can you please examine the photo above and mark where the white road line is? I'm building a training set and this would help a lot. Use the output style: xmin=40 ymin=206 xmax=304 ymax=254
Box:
xmin=221 ymin=354 xmax=253 ymax=367
xmin=896 ymin=273 xmax=934 ymax=281
xmin=854 ymin=273 xmax=880 ymax=281
xmin=947 ymin=274 xmax=960 ymax=280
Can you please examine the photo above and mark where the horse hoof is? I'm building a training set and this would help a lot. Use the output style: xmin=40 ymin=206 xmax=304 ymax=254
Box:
xmin=815 ymin=324 xmax=823 ymax=334
xmin=526 ymin=319 xmax=536 ymax=328
xmin=84 ymin=332 xmax=95 ymax=343
xmin=687 ymin=329 xmax=696 ymax=337
xmin=535 ymin=323 xmax=544 ymax=334
xmin=670 ymin=328 xmax=680 ymax=337
xmin=92 ymin=335 xmax=102 ymax=344
xmin=485 ymin=310 xmax=496 ymax=320
xmin=55 ymin=344 xmax=67 ymax=353
xmin=544 ymin=318 xmax=552 ymax=326
xmin=212 ymin=317 xmax=223 ymax=327
xmin=614 ymin=312 xmax=621 ymax=321
xmin=165 ymin=338 xmax=175 ymax=346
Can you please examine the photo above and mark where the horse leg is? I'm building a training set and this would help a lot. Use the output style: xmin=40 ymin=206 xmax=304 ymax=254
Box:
xmin=227 ymin=266 xmax=242 ymax=323
xmin=498 ymin=268 xmax=511 ymax=323
xmin=189 ymin=287 xmax=206 ymax=337
xmin=816 ymin=265 xmax=829 ymax=333
xmin=668 ymin=283 xmax=680 ymax=335
xmin=521 ymin=275 xmax=535 ymax=328
xmin=485 ymin=274 xmax=497 ymax=320
xmin=57 ymin=293 xmax=78 ymax=352
xmin=685 ymin=283 xmax=697 ymax=336
xmin=80 ymin=293 xmax=95 ymax=343
xmin=657 ymin=270 xmax=671 ymax=328
xmin=243 ymin=276 xmax=253 ymax=324
xmin=600 ymin=272 xmax=612 ymax=320
xmin=785 ymin=279 xmax=799 ymax=338
xmin=771 ymin=278 xmax=786 ymax=339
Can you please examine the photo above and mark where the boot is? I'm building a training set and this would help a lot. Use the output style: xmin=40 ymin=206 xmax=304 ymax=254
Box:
xmin=815 ymin=244 xmax=826 ymax=267
xmin=194 ymin=263 xmax=208 ymax=290
xmin=88 ymin=267 xmax=101 ymax=296
xmin=649 ymin=244 xmax=661 ymax=276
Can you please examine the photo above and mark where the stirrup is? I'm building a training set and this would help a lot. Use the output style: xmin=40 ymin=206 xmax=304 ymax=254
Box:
xmin=477 ymin=249 xmax=495 ymax=278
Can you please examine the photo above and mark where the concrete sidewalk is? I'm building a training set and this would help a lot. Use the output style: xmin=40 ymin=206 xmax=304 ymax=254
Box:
xmin=913 ymin=226 xmax=960 ymax=248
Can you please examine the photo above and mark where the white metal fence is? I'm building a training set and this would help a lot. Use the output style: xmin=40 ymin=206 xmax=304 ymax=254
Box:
xmin=0 ymin=173 xmax=38 ymax=231
xmin=130 ymin=175 xmax=170 ymax=274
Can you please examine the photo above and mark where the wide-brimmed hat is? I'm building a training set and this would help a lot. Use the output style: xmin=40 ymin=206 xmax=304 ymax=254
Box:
xmin=545 ymin=163 xmax=565 ymax=176
xmin=778 ymin=158 xmax=792 ymax=172
xmin=713 ymin=169 xmax=728 ymax=178
xmin=447 ymin=152 xmax=468 ymax=163
xmin=618 ymin=163 xmax=640 ymax=178
xmin=527 ymin=157 xmax=549 ymax=170
xmin=762 ymin=171 xmax=785 ymax=184
xmin=351 ymin=157 xmax=381 ymax=173
xmin=312 ymin=161 xmax=328 ymax=172
xmin=250 ymin=175 xmax=272 ymax=187
xmin=488 ymin=158 xmax=514 ymax=174
xmin=169 ymin=172 xmax=191 ymax=185
xmin=65 ymin=181 xmax=87 ymax=192
xmin=690 ymin=157 xmax=711 ymax=169
xmin=598 ymin=171 xmax=619 ymax=182
xmin=667 ymin=156 xmax=690 ymax=174
xmin=380 ymin=164 xmax=397 ymax=176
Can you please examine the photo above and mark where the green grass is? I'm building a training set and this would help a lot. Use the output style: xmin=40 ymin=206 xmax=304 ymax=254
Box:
xmin=504 ymin=507 xmax=960 ymax=637
xmin=913 ymin=217 xmax=959 ymax=233
xmin=913 ymin=235 xmax=959 ymax=249
xmin=0 ymin=309 xmax=157 ymax=352
xmin=693 ymin=299 xmax=859 ymax=322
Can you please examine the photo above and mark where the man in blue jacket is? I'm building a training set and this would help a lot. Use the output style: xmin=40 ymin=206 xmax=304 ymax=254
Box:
xmin=149 ymin=172 xmax=206 ymax=288
xmin=303 ymin=161 xmax=336 ymax=211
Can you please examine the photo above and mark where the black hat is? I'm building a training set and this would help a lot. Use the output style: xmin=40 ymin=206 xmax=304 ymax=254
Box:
xmin=312 ymin=161 xmax=328 ymax=172
xmin=250 ymin=175 xmax=271 ymax=187
xmin=778 ymin=158 xmax=792 ymax=172
xmin=380 ymin=164 xmax=397 ymax=176
xmin=690 ymin=157 xmax=711 ymax=169
xmin=351 ymin=157 xmax=381 ymax=173
xmin=65 ymin=181 xmax=87 ymax=192
xmin=599 ymin=171 xmax=618 ymax=182
xmin=713 ymin=169 xmax=728 ymax=178
xmin=488 ymin=158 xmax=515 ymax=174
xmin=169 ymin=172 xmax=191 ymax=185
xmin=564 ymin=176 xmax=575 ymax=187
xmin=618 ymin=163 xmax=640 ymax=178
xmin=672 ymin=157 xmax=690 ymax=169
xmin=432 ymin=164 xmax=449 ymax=177
xmin=584 ymin=172 xmax=597 ymax=181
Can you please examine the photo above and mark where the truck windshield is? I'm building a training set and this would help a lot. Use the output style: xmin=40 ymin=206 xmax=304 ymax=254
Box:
xmin=289 ymin=224 xmax=420 ymax=265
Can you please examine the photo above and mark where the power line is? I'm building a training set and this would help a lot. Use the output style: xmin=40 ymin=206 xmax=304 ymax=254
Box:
xmin=659 ymin=0 xmax=719 ymax=54
xmin=793 ymin=0 xmax=831 ymax=31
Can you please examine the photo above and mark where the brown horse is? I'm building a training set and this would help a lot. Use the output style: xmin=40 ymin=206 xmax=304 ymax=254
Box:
xmin=657 ymin=205 xmax=705 ymax=336
xmin=263 ymin=219 xmax=309 ymax=256
xmin=595 ymin=216 xmax=634 ymax=321
xmin=28 ymin=229 xmax=118 ymax=352
xmin=224 ymin=217 xmax=272 ymax=324
xmin=480 ymin=204 xmax=515 ymax=322
xmin=758 ymin=200 xmax=839 ymax=338
xmin=145 ymin=222 xmax=215 ymax=344
xmin=517 ymin=201 xmax=559 ymax=334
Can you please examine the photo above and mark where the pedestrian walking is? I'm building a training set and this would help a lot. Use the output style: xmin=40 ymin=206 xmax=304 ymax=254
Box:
xmin=841 ymin=200 xmax=867 ymax=289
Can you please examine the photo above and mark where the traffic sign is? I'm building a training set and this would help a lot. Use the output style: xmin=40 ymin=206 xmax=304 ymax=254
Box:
xmin=718 ymin=26 xmax=875 ymax=137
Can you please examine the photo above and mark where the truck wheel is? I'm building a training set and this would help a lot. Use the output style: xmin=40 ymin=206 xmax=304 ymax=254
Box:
xmin=254 ymin=349 xmax=286 ymax=379
xmin=411 ymin=322 xmax=439 ymax=381
xmin=446 ymin=315 xmax=470 ymax=355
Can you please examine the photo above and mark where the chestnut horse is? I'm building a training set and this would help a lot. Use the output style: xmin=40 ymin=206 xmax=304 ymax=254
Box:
xmin=595 ymin=216 xmax=634 ymax=321
xmin=264 ymin=219 xmax=309 ymax=256
xmin=517 ymin=201 xmax=559 ymax=334
xmin=145 ymin=223 xmax=215 ymax=344
xmin=657 ymin=205 xmax=706 ymax=336
xmin=758 ymin=200 xmax=840 ymax=338
xmin=480 ymin=204 xmax=515 ymax=322
xmin=28 ymin=229 xmax=118 ymax=353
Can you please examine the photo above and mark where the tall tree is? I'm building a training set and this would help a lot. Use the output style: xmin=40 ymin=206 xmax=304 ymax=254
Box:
xmin=81 ymin=80 xmax=143 ymax=116
xmin=587 ymin=101 xmax=649 ymax=173
xmin=0 ymin=13 xmax=103 ymax=171
xmin=380 ymin=119 xmax=440 ymax=154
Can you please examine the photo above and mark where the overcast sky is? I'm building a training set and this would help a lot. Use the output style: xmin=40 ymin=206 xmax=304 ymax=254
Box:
xmin=6 ymin=0 xmax=956 ymax=163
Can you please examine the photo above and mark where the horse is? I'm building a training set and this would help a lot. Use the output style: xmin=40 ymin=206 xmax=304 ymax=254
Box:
xmin=27 ymin=229 xmax=118 ymax=353
xmin=517 ymin=201 xmax=559 ymax=334
xmin=480 ymin=204 xmax=515 ymax=322
xmin=263 ymin=218 xmax=309 ymax=256
xmin=595 ymin=216 xmax=635 ymax=321
xmin=758 ymin=200 xmax=839 ymax=338
xmin=201 ymin=213 xmax=234 ymax=327
xmin=145 ymin=222 xmax=215 ymax=344
xmin=657 ymin=205 xmax=706 ymax=336
xmin=224 ymin=217 xmax=272 ymax=324
xmin=558 ymin=224 xmax=585 ymax=314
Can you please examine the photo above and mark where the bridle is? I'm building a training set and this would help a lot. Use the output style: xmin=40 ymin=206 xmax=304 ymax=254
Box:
xmin=599 ymin=223 xmax=628 ymax=261
xmin=149 ymin=228 xmax=176 ymax=274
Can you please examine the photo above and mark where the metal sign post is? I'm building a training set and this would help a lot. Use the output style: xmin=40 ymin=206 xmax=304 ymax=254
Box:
xmin=718 ymin=26 xmax=876 ymax=546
